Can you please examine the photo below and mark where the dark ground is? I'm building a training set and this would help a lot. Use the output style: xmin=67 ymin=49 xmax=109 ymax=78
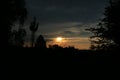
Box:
xmin=2 ymin=48 xmax=119 ymax=78
xmin=6 ymin=47 xmax=120 ymax=64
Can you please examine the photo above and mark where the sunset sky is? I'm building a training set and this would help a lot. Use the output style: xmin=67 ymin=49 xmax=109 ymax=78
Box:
xmin=24 ymin=0 xmax=109 ymax=49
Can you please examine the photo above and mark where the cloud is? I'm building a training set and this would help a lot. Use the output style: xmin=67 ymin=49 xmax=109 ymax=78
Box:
xmin=45 ymin=38 xmax=53 ymax=42
xmin=38 ymin=22 xmax=96 ymax=38
xmin=26 ymin=0 xmax=109 ymax=24
xmin=63 ymin=31 xmax=76 ymax=35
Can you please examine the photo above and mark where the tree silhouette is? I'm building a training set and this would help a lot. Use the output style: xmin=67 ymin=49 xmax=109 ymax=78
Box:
xmin=7 ymin=0 xmax=27 ymax=46
xmin=35 ymin=35 xmax=46 ymax=49
xmin=12 ymin=29 xmax=26 ymax=47
xmin=87 ymin=0 xmax=120 ymax=50
xmin=29 ymin=17 xmax=39 ymax=47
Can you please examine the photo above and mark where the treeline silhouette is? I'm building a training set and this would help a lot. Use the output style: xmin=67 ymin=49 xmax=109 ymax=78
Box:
xmin=7 ymin=0 xmax=120 ymax=64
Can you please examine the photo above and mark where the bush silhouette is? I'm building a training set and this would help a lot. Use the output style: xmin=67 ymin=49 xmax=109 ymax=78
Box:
xmin=35 ymin=35 xmax=46 ymax=49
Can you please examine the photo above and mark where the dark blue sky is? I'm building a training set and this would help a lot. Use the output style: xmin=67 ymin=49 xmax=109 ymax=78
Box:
xmin=26 ymin=0 xmax=108 ymax=23
xmin=25 ymin=0 xmax=109 ymax=49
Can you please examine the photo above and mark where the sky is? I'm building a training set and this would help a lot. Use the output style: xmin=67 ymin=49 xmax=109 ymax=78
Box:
xmin=24 ymin=0 xmax=109 ymax=49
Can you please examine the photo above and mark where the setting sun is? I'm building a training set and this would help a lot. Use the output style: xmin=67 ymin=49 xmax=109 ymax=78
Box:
xmin=56 ymin=37 xmax=63 ymax=42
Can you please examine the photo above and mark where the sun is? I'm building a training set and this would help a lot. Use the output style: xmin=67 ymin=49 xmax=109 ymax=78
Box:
xmin=56 ymin=37 xmax=63 ymax=42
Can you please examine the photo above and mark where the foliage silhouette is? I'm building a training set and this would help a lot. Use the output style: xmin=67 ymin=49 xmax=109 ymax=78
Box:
xmin=15 ymin=29 xmax=26 ymax=47
xmin=87 ymin=0 xmax=120 ymax=50
xmin=29 ymin=17 xmax=39 ymax=47
xmin=35 ymin=35 xmax=46 ymax=49
xmin=7 ymin=0 xmax=27 ymax=47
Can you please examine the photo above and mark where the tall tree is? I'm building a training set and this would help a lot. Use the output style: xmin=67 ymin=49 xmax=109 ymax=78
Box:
xmin=6 ymin=0 xmax=27 ymax=46
xmin=29 ymin=17 xmax=39 ymax=47
xmin=87 ymin=0 xmax=120 ymax=50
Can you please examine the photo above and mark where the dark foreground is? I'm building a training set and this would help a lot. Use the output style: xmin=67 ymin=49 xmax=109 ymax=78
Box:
xmin=6 ymin=47 xmax=120 ymax=64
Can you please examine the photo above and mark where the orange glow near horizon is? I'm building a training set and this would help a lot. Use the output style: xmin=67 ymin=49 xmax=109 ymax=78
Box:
xmin=55 ymin=37 xmax=63 ymax=42
xmin=23 ymin=37 xmax=90 ymax=50
xmin=47 ymin=37 xmax=90 ymax=50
